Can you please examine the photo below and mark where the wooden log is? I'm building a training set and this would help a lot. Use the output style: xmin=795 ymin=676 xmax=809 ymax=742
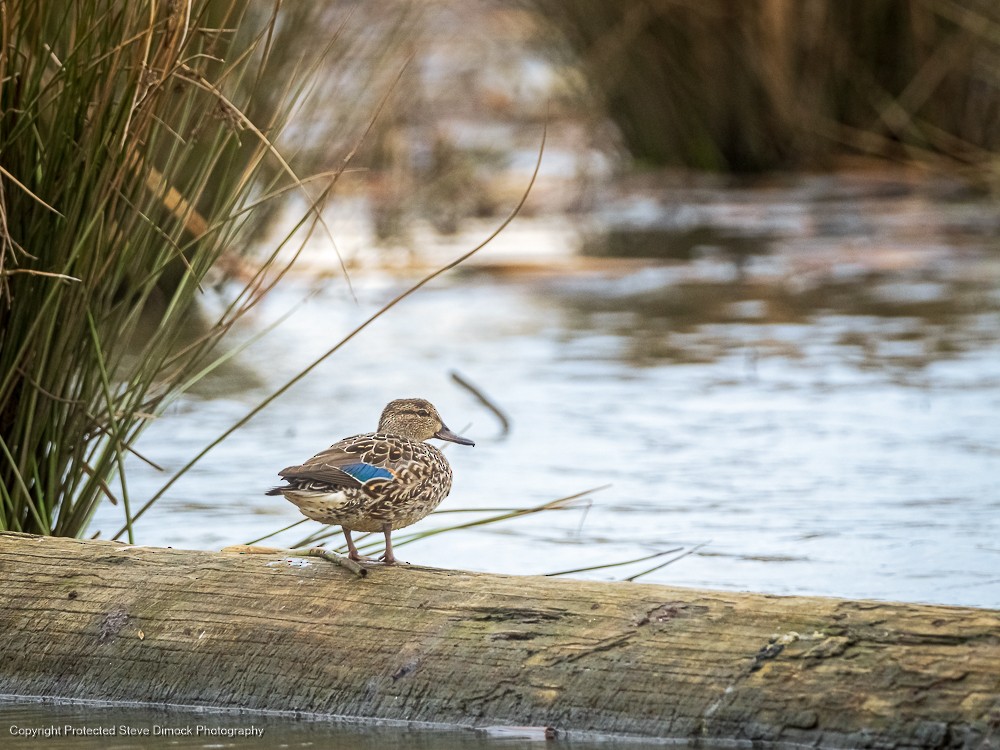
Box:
xmin=0 ymin=531 xmax=997 ymax=747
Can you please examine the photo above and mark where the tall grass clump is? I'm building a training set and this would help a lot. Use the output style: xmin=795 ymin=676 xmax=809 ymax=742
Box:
xmin=0 ymin=0 xmax=346 ymax=540
xmin=527 ymin=0 xmax=1000 ymax=172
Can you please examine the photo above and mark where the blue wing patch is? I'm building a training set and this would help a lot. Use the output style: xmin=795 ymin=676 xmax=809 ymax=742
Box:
xmin=339 ymin=462 xmax=393 ymax=483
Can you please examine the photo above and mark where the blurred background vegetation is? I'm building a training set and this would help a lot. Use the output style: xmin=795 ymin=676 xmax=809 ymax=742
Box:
xmin=2 ymin=0 xmax=999 ymax=543
xmin=527 ymin=0 xmax=1000 ymax=174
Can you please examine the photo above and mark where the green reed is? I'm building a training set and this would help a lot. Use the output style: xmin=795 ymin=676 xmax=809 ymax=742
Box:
xmin=0 ymin=0 xmax=349 ymax=540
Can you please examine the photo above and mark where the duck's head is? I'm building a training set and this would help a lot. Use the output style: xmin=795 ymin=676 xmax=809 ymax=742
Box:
xmin=378 ymin=398 xmax=475 ymax=446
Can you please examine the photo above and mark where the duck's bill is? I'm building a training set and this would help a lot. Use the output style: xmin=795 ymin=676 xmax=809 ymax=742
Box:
xmin=434 ymin=425 xmax=475 ymax=446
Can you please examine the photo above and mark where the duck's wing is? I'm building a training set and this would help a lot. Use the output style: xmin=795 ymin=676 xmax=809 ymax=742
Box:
xmin=277 ymin=434 xmax=395 ymax=488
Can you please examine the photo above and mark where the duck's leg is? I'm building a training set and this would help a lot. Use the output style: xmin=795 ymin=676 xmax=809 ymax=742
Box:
xmin=343 ymin=528 xmax=372 ymax=562
xmin=379 ymin=522 xmax=397 ymax=565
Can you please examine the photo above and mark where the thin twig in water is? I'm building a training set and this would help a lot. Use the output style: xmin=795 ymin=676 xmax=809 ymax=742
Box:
xmin=574 ymin=498 xmax=593 ymax=537
xmin=544 ymin=547 xmax=684 ymax=577
xmin=624 ymin=542 xmax=710 ymax=582
xmin=450 ymin=370 xmax=510 ymax=437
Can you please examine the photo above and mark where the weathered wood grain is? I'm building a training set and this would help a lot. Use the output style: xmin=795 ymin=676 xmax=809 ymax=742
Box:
xmin=0 ymin=532 xmax=997 ymax=747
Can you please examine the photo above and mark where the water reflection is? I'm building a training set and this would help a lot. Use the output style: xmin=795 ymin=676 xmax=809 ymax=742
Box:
xmin=555 ymin=266 xmax=999 ymax=369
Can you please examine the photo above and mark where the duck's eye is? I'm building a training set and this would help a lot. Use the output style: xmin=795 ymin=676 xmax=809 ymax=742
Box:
xmin=417 ymin=409 xmax=430 ymax=417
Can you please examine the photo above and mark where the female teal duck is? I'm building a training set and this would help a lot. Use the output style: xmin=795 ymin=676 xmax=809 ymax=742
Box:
xmin=266 ymin=398 xmax=474 ymax=564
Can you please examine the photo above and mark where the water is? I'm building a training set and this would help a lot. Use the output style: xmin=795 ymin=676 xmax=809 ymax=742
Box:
xmin=87 ymin=173 xmax=1000 ymax=610
xmin=1 ymin=699 xmax=657 ymax=750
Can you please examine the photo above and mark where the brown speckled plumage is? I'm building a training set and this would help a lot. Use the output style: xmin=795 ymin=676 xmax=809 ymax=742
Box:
xmin=266 ymin=398 xmax=474 ymax=564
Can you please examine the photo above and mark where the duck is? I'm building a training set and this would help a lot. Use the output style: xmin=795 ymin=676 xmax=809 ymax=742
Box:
xmin=266 ymin=398 xmax=474 ymax=564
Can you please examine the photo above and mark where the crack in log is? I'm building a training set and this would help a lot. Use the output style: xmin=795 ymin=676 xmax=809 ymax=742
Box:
xmin=828 ymin=623 xmax=999 ymax=649
xmin=530 ymin=600 xmax=716 ymax=669
xmin=550 ymin=633 xmax=634 ymax=664
xmin=469 ymin=606 xmax=566 ymax=624
xmin=894 ymin=632 xmax=998 ymax=647
xmin=490 ymin=631 xmax=538 ymax=641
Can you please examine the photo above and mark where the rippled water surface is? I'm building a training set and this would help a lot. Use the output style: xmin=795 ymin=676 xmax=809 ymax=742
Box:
xmin=90 ymin=174 xmax=1000 ymax=609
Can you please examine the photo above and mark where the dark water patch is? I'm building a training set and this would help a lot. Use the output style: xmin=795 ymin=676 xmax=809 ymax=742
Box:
xmin=583 ymin=224 xmax=770 ymax=265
